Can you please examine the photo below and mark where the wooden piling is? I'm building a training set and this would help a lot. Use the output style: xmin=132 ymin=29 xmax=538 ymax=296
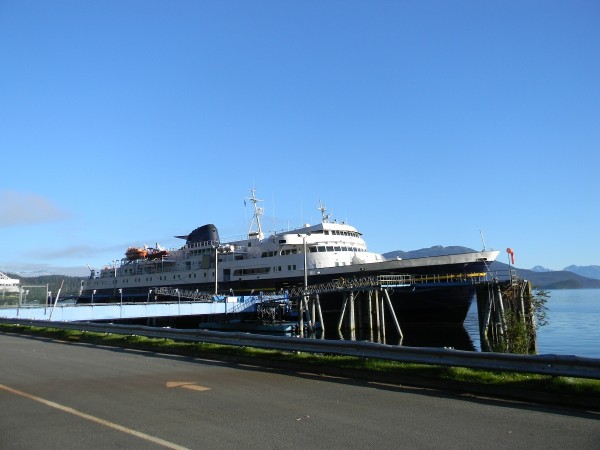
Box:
xmin=315 ymin=294 xmax=325 ymax=334
xmin=304 ymin=296 xmax=314 ymax=334
xmin=374 ymin=290 xmax=381 ymax=336
xmin=380 ymin=289 xmax=386 ymax=342
xmin=367 ymin=291 xmax=374 ymax=341
xmin=337 ymin=295 xmax=348 ymax=333
xmin=348 ymin=291 xmax=356 ymax=339
xmin=299 ymin=296 xmax=304 ymax=337
xmin=476 ymin=279 xmax=539 ymax=354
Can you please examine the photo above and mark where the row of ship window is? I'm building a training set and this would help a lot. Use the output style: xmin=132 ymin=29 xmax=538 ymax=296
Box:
xmin=260 ymin=246 xmax=364 ymax=258
xmin=232 ymin=265 xmax=297 ymax=276
xmin=102 ymin=273 xmax=213 ymax=285
xmin=89 ymin=263 xmax=304 ymax=286
xmin=305 ymin=229 xmax=361 ymax=237
xmin=309 ymin=246 xmax=365 ymax=253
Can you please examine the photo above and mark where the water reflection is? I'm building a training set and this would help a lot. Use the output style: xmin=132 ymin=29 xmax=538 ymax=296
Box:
xmin=328 ymin=323 xmax=476 ymax=351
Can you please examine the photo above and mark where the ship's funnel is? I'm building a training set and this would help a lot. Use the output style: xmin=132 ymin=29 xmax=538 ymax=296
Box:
xmin=176 ymin=224 xmax=220 ymax=245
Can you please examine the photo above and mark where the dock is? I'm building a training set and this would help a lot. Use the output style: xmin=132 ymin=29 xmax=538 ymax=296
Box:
xmin=0 ymin=271 xmax=538 ymax=352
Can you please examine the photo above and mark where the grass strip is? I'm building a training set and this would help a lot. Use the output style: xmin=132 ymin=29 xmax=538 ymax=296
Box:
xmin=2 ymin=323 xmax=599 ymax=407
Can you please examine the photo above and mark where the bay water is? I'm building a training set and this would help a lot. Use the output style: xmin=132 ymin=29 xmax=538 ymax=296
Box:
xmin=465 ymin=288 xmax=600 ymax=358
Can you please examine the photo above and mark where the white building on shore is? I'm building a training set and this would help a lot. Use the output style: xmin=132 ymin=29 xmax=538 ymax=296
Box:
xmin=0 ymin=272 xmax=20 ymax=294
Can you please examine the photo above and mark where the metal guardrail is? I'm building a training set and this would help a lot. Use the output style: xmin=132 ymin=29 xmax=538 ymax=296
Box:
xmin=2 ymin=318 xmax=599 ymax=380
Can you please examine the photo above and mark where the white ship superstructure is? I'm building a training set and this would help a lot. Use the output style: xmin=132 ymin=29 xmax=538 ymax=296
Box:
xmin=83 ymin=190 xmax=389 ymax=296
xmin=80 ymin=189 xmax=499 ymax=323
xmin=0 ymin=272 xmax=20 ymax=294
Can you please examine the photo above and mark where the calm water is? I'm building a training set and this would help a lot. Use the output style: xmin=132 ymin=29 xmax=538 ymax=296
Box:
xmin=465 ymin=288 xmax=600 ymax=358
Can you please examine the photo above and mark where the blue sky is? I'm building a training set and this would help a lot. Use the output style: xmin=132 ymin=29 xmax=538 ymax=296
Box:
xmin=1 ymin=1 xmax=599 ymax=276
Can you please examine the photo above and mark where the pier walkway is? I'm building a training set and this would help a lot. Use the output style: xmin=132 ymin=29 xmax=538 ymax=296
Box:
xmin=0 ymin=273 xmax=489 ymax=323
xmin=0 ymin=294 xmax=284 ymax=322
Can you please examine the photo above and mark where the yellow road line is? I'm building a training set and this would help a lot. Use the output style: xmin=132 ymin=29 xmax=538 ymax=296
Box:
xmin=165 ymin=381 xmax=210 ymax=391
xmin=0 ymin=383 xmax=189 ymax=450
xmin=181 ymin=384 xmax=210 ymax=392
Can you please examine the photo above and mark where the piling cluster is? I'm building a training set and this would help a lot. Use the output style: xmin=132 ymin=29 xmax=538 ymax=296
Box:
xmin=476 ymin=277 xmax=538 ymax=354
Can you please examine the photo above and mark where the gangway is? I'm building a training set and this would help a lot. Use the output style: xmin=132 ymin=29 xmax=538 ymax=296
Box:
xmin=0 ymin=293 xmax=289 ymax=322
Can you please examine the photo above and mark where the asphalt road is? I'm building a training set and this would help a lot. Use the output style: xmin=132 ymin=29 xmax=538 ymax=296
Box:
xmin=1 ymin=333 xmax=599 ymax=449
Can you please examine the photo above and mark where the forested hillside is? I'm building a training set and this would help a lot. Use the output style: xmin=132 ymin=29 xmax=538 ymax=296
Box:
xmin=6 ymin=274 xmax=84 ymax=295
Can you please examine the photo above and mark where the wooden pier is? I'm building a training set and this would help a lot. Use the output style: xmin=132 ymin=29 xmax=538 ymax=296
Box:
xmin=286 ymin=272 xmax=539 ymax=353
xmin=1 ymin=271 xmax=540 ymax=353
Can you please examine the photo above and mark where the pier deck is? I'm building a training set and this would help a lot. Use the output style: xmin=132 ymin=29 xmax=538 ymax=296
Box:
xmin=0 ymin=273 xmax=492 ymax=324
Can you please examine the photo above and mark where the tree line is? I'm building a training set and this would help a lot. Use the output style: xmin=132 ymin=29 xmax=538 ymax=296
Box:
xmin=6 ymin=274 xmax=85 ymax=296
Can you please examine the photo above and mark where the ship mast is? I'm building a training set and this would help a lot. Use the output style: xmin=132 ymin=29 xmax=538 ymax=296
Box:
xmin=318 ymin=201 xmax=331 ymax=223
xmin=246 ymin=188 xmax=264 ymax=239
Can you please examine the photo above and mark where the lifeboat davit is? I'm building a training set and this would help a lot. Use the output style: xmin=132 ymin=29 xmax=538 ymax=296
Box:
xmin=146 ymin=249 xmax=169 ymax=260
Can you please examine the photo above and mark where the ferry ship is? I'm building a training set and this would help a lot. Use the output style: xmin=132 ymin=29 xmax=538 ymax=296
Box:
xmin=0 ymin=272 xmax=20 ymax=294
xmin=80 ymin=189 xmax=499 ymax=323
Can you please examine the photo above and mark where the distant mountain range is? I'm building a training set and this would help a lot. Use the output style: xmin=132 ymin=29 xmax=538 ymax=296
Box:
xmin=563 ymin=265 xmax=600 ymax=280
xmin=383 ymin=246 xmax=600 ymax=290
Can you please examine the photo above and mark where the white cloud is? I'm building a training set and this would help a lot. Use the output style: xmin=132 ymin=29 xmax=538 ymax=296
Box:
xmin=0 ymin=190 xmax=70 ymax=227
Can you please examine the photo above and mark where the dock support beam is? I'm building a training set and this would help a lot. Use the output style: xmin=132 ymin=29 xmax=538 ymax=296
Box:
xmin=315 ymin=294 xmax=325 ymax=335
xmin=383 ymin=289 xmax=403 ymax=340
xmin=380 ymin=290 xmax=386 ymax=342
xmin=337 ymin=295 xmax=348 ymax=333
xmin=348 ymin=291 xmax=356 ymax=339
xmin=299 ymin=294 xmax=305 ymax=337
xmin=304 ymin=296 xmax=314 ymax=334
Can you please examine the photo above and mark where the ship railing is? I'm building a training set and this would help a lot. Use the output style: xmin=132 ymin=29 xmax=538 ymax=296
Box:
xmin=486 ymin=270 xmax=520 ymax=283
xmin=153 ymin=287 xmax=215 ymax=302
xmin=224 ymin=293 xmax=291 ymax=314
xmin=185 ymin=240 xmax=220 ymax=250
xmin=409 ymin=272 xmax=489 ymax=285
xmin=282 ymin=272 xmax=491 ymax=299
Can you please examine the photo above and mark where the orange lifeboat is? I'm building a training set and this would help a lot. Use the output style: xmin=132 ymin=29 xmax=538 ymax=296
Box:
xmin=125 ymin=247 xmax=148 ymax=261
